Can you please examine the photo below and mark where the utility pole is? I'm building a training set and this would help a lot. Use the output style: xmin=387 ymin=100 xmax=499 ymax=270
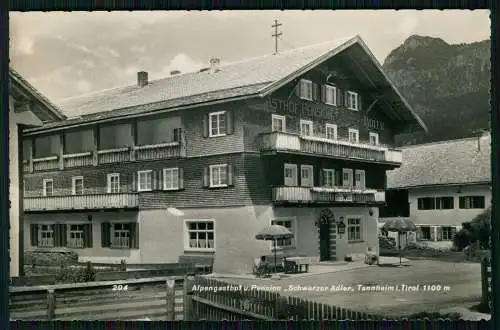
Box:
xmin=272 ymin=19 xmax=282 ymax=54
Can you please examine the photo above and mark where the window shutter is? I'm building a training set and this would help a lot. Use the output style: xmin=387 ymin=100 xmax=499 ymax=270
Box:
xmin=226 ymin=111 xmax=234 ymax=135
xmin=30 ymin=224 xmax=38 ymax=247
xmin=202 ymin=114 xmax=209 ymax=138
xmin=54 ymin=224 xmax=62 ymax=247
xmin=85 ymin=224 xmax=93 ymax=248
xmin=227 ymin=165 xmax=234 ymax=186
xmin=436 ymin=227 xmax=443 ymax=241
xmin=131 ymin=172 xmax=137 ymax=192
xmin=178 ymin=168 xmax=184 ymax=189
xmin=344 ymin=91 xmax=349 ymax=108
xmin=158 ymin=169 xmax=163 ymax=190
xmin=61 ymin=224 xmax=68 ymax=247
xmin=337 ymin=88 xmax=343 ymax=107
xmin=101 ymin=223 xmax=111 ymax=247
xmin=459 ymin=197 xmax=465 ymax=209
xmin=151 ymin=170 xmax=157 ymax=190
xmin=358 ymin=94 xmax=362 ymax=111
xmin=312 ymin=83 xmax=319 ymax=101
xmin=130 ymin=223 xmax=139 ymax=249
xmin=319 ymin=169 xmax=324 ymax=187
xmin=321 ymin=85 xmax=326 ymax=103
xmin=295 ymin=80 xmax=302 ymax=98
xmin=203 ymin=167 xmax=209 ymax=188
xmin=173 ymin=128 xmax=182 ymax=142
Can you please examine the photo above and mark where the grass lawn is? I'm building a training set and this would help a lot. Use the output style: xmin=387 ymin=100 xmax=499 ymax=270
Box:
xmin=379 ymin=247 xmax=489 ymax=263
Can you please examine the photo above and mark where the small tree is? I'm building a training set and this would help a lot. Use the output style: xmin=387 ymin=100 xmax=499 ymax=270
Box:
xmin=454 ymin=206 xmax=491 ymax=250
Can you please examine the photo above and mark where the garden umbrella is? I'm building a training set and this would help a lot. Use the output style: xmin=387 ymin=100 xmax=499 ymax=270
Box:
xmin=382 ymin=218 xmax=417 ymax=265
xmin=255 ymin=225 xmax=294 ymax=273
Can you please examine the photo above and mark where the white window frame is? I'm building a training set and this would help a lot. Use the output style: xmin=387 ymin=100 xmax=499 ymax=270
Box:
xmin=67 ymin=224 xmax=86 ymax=248
xmin=72 ymin=176 xmax=84 ymax=195
xmin=137 ymin=170 xmax=153 ymax=192
xmin=342 ymin=168 xmax=353 ymax=188
xmin=347 ymin=91 xmax=359 ymax=111
xmin=184 ymin=219 xmax=215 ymax=252
xmin=163 ymin=167 xmax=180 ymax=191
xmin=209 ymin=164 xmax=228 ymax=188
xmin=300 ymin=119 xmax=313 ymax=137
xmin=300 ymin=164 xmax=314 ymax=188
xmin=111 ymin=223 xmax=132 ymax=249
xmin=38 ymin=223 xmax=55 ymax=248
xmin=348 ymin=128 xmax=359 ymax=144
xmin=323 ymin=169 xmax=335 ymax=188
xmin=284 ymin=163 xmax=298 ymax=186
xmin=209 ymin=111 xmax=227 ymax=137
xmin=347 ymin=216 xmax=363 ymax=242
xmin=325 ymin=123 xmax=338 ymax=140
xmin=270 ymin=217 xmax=297 ymax=250
xmin=299 ymin=79 xmax=313 ymax=100
xmin=369 ymin=132 xmax=379 ymax=146
xmin=354 ymin=170 xmax=366 ymax=189
xmin=271 ymin=114 xmax=286 ymax=132
xmin=107 ymin=173 xmax=120 ymax=193
xmin=325 ymin=85 xmax=337 ymax=106
xmin=43 ymin=179 xmax=54 ymax=197
xmin=441 ymin=226 xmax=454 ymax=241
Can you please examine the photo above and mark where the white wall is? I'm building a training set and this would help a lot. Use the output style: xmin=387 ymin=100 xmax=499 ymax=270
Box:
xmin=9 ymin=96 xmax=20 ymax=277
xmin=408 ymin=184 xmax=491 ymax=226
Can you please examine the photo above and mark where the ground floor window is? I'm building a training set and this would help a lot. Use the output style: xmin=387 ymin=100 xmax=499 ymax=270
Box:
xmin=271 ymin=218 xmax=295 ymax=249
xmin=441 ymin=226 xmax=454 ymax=241
xmin=185 ymin=220 xmax=215 ymax=250
xmin=347 ymin=217 xmax=362 ymax=242
xmin=67 ymin=224 xmax=92 ymax=248
xmin=101 ymin=222 xmax=139 ymax=249
xmin=419 ymin=226 xmax=432 ymax=240
xmin=39 ymin=224 xmax=55 ymax=247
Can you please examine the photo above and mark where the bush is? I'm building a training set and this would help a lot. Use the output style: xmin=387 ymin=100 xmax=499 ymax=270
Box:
xmin=379 ymin=235 xmax=396 ymax=250
xmin=55 ymin=262 xmax=96 ymax=284
xmin=25 ymin=250 xmax=79 ymax=267
xmin=453 ymin=207 xmax=491 ymax=250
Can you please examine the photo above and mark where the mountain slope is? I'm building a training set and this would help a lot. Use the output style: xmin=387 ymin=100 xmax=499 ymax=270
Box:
xmin=383 ymin=35 xmax=491 ymax=145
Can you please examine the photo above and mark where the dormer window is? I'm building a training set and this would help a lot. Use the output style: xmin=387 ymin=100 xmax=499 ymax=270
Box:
xmin=297 ymin=79 xmax=313 ymax=101
xmin=346 ymin=91 xmax=359 ymax=111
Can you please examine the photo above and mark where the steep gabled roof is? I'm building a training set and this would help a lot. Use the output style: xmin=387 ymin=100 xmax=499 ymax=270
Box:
xmin=25 ymin=36 xmax=426 ymax=133
xmin=387 ymin=133 xmax=491 ymax=189
xmin=9 ymin=68 xmax=67 ymax=121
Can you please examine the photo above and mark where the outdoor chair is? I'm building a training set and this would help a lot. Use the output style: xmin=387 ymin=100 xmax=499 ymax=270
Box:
xmin=364 ymin=247 xmax=379 ymax=265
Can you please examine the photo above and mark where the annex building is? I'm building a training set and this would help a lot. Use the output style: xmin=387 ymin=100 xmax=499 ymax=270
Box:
xmin=21 ymin=36 xmax=426 ymax=274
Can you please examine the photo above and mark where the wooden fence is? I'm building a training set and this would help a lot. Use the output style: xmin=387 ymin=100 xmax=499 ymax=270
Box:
xmin=481 ymin=256 xmax=492 ymax=311
xmin=10 ymin=276 xmax=187 ymax=321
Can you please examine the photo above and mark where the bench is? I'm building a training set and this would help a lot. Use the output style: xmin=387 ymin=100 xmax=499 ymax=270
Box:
xmin=283 ymin=257 xmax=310 ymax=274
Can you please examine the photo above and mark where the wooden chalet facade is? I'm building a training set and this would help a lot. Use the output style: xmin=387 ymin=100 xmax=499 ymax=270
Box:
xmin=21 ymin=36 xmax=426 ymax=273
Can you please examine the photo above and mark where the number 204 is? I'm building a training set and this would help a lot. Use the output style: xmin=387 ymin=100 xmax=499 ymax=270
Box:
xmin=112 ymin=284 xmax=128 ymax=291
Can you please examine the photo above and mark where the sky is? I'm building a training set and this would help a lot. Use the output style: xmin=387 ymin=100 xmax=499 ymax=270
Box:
xmin=10 ymin=10 xmax=490 ymax=103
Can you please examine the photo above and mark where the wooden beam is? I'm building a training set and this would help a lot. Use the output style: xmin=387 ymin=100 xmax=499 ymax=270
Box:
xmin=365 ymin=99 xmax=379 ymax=115
xmin=347 ymin=54 xmax=377 ymax=88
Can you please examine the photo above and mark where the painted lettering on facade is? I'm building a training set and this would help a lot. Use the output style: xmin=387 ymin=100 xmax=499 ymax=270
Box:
xmin=266 ymin=98 xmax=384 ymax=131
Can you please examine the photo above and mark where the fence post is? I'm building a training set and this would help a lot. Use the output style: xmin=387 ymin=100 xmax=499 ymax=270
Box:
xmin=481 ymin=257 xmax=488 ymax=307
xmin=166 ymin=277 xmax=176 ymax=320
xmin=183 ymin=275 xmax=195 ymax=320
xmin=47 ymin=289 xmax=55 ymax=320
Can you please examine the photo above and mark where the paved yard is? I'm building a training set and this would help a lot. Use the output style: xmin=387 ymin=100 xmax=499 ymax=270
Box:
xmin=213 ymin=260 xmax=483 ymax=318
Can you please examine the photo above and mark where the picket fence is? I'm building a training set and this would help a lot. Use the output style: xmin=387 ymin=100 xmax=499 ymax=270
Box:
xmin=481 ymin=256 xmax=492 ymax=312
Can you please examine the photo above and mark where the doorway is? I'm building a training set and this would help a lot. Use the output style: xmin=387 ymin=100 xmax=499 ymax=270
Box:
xmin=318 ymin=209 xmax=335 ymax=261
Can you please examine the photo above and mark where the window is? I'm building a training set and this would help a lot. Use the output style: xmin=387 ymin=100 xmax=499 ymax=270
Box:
xmin=138 ymin=170 xmax=153 ymax=192
xmin=43 ymin=179 xmax=54 ymax=197
xmin=420 ymin=226 xmax=432 ymax=240
xmin=300 ymin=119 xmax=313 ymax=137
xmin=298 ymin=79 xmax=313 ymax=100
xmin=348 ymin=129 xmax=359 ymax=143
xmin=185 ymin=220 xmax=215 ymax=251
xmin=354 ymin=170 xmax=366 ymax=189
xmin=111 ymin=223 xmax=132 ymax=249
xmin=284 ymin=163 xmax=298 ymax=186
xmin=99 ymin=123 xmax=133 ymax=150
xmin=441 ymin=227 xmax=454 ymax=241
xmin=322 ymin=169 xmax=335 ymax=188
xmin=272 ymin=114 xmax=286 ymax=132
xmin=342 ymin=169 xmax=353 ymax=188
xmin=107 ymin=173 xmax=120 ymax=193
xmin=68 ymin=224 xmax=85 ymax=248
xmin=137 ymin=117 xmax=174 ymax=146
xmin=72 ymin=176 xmax=84 ymax=195
xmin=417 ymin=197 xmax=436 ymax=210
xmin=369 ymin=132 xmax=379 ymax=146
xmin=271 ymin=218 xmax=295 ymax=249
xmin=22 ymin=139 xmax=32 ymax=161
xmin=64 ymin=129 xmax=94 ymax=154
xmin=210 ymin=164 xmax=228 ymax=187
xmin=436 ymin=197 xmax=454 ymax=210
xmin=163 ymin=168 xmax=180 ymax=190
xmin=324 ymin=85 xmax=337 ymax=105
xmin=459 ymin=196 xmax=486 ymax=209
xmin=39 ymin=224 xmax=55 ymax=248
xmin=209 ymin=111 xmax=227 ymax=137
xmin=347 ymin=218 xmax=362 ymax=242
xmin=347 ymin=91 xmax=359 ymax=111
xmin=34 ymin=135 xmax=60 ymax=158
xmin=300 ymin=165 xmax=314 ymax=187
xmin=325 ymin=123 xmax=337 ymax=140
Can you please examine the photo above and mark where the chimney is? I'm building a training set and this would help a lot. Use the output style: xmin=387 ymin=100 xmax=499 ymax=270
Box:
xmin=170 ymin=70 xmax=181 ymax=75
xmin=137 ymin=71 xmax=148 ymax=87
xmin=209 ymin=58 xmax=220 ymax=74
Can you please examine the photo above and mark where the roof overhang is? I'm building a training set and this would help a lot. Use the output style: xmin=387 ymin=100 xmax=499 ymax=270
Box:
xmin=388 ymin=181 xmax=491 ymax=190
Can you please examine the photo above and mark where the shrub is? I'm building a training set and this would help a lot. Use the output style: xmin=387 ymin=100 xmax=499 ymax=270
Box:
xmin=453 ymin=207 xmax=491 ymax=250
xmin=55 ymin=262 xmax=96 ymax=284
xmin=25 ymin=250 xmax=79 ymax=267
xmin=379 ymin=235 xmax=396 ymax=250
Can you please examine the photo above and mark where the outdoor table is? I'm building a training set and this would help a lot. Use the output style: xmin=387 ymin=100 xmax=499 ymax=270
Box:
xmin=284 ymin=257 xmax=310 ymax=274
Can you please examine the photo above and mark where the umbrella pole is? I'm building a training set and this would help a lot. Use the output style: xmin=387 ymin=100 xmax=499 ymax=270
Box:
xmin=274 ymin=239 xmax=277 ymax=274
xmin=399 ymin=233 xmax=402 ymax=266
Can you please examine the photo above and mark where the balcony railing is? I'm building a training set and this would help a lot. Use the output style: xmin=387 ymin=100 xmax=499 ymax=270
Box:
xmin=272 ymin=186 xmax=386 ymax=205
xmin=24 ymin=193 xmax=139 ymax=212
xmin=261 ymin=131 xmax=402 ymax=164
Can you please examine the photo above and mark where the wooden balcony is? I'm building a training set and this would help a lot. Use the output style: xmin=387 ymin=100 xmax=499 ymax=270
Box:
xmin=24 ymin=193 xmax=139 ymax=212
xmin=272 ymin=186 xmax=386 ymax=205
xmin=261 ymin=131 xmax=402 ymax=165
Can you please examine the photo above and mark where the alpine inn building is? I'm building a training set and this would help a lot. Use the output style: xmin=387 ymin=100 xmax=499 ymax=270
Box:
xmin=21 ymin=36 xmax=427 ymax=274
